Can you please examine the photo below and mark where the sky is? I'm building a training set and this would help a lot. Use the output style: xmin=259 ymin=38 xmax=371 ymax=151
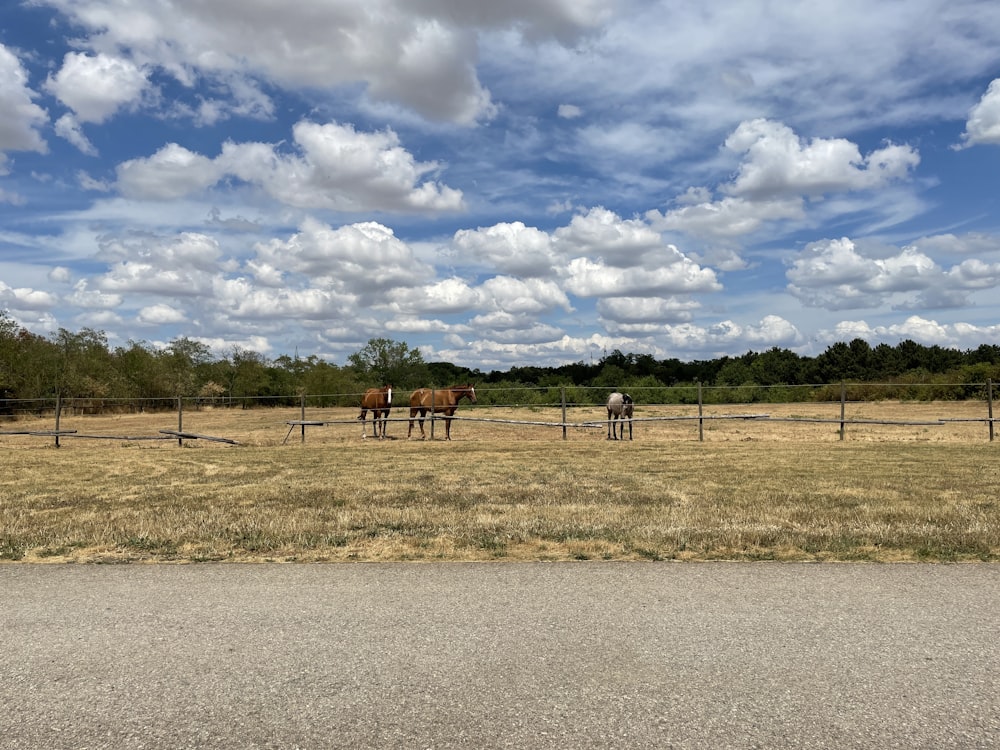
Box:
xmin=2 ymin=0 xmax=1000 ymax=370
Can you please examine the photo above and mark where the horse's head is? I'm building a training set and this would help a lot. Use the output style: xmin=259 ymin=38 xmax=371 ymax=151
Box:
xmin=457 ymin=384 xmax=476 ymax=403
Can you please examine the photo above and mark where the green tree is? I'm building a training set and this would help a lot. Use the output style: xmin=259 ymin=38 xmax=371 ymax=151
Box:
xmin=348 ymin=338 xmax=428 ymax=388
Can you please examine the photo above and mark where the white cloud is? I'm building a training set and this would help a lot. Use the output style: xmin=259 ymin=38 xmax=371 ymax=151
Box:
xmin=40 ymin=0 xmax=611 ymax=124
xmin=49 ymin=267 xmax=72 ymax=284
xmin=387 ymin=277 xmax=480 ymax=314
xmin=0 ymin=281 xmax=58 ymax=310
xmin=647 ymin=196 xmax=804 ymax=240
xmin=597 ymin=297 xmax=700 ymax=325
xmin=0 ymin=44 xmax=48 ymax=167
xmin=252 ymin=218 xmax=434 ymax=293
xmin=54 ymin=114 xmax=98 ymax=156
xmin=557 ymin=104 xmax=582 ymax=118
xmin=44 ymin=52 xmax=149 ymax=124
xmin=824 ymin=316 xmax=1000 ymax=349
xmin=67 ymin=280 xmax=122 ymax=309
xmin=563 ymin=256 xmax=720 ymax=297
xmin=554 ymin=207 xmax=665 ymax=265
xmin=116 ymin=143 xmax=224 ymax=200
xmin=786 ymin=236 xmax=1000 ymax=311
xmin=137 ymin=303 xmax=186 ymax=325
xmin=117 ymin=120 xmax=465 ymax=212
xmin=958 ymin=78 xmax=1000 ymax=148
xmin=722 ymin=119 xmax=920 ymax=198
xmin=452 ymin=221 xmax=558 ymax=276
xmin=478 ymin=276 xmax=572 ymax=314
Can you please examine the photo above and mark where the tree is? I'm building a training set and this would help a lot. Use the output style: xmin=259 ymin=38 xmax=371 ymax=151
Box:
xmin=348 ymin=338 xmax=428 ymax=388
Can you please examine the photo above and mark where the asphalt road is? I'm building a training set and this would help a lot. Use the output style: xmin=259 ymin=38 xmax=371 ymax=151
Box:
xmin=2 ymin=563 xmax=998 ymax=749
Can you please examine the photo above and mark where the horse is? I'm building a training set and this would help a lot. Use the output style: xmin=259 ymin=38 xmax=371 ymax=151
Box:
xmin=407 ymin=384 xmax=476 ymax=440
xmin=607 ymin=392 xmax=634 ymax=440
xmin=358 ymin=384 xmax=393 ymax=439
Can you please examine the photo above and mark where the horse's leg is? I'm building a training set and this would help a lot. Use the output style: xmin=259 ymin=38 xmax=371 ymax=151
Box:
xmin=627 ymin=416 xmax=632 ymax=440
xmin=407 ymin=408 xmax=415 ymax=438
xmin=360 ymin=407 xmax=368 ymax=439
xmin=607 ymin=410 xmax=612 ymax=440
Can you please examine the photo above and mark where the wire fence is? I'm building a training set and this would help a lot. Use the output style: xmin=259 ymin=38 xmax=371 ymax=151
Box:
xmin=1 ymin=380 xmax=996 ymax=446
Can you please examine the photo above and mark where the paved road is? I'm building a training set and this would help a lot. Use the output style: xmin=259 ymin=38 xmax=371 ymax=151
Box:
xmin=2 ymin=563 xmax=998 ymax=749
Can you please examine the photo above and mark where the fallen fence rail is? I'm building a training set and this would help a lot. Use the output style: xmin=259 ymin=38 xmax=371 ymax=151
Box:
xmin=159 ymin=430 xmax=240 ymax=445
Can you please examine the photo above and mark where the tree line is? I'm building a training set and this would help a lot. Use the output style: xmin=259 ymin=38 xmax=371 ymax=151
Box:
xmin=2 ymin=311 xmax=999 ymax=410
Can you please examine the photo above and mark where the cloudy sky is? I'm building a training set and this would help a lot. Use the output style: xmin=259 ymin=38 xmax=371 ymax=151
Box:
xmin=2 ymin=0 xmax=1000 ymax=369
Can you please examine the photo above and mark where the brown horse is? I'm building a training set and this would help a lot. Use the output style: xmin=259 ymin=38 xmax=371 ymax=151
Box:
xmin=407 ymin=384 xmax=476 ymax=440
xmin=358 ymin=384 xmax=393 ymax=439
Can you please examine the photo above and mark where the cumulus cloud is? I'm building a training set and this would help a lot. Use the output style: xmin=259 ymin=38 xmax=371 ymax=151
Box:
xmin=823 ymin=316 xmax=1000 ymax=349
xmin=252 ymin=218 xmax=434 ymax=293
xmin=597 ymin=297 xmax=701 ymax=326
xmin=0 ymin=44 xmax=48 ymax=168
xmin=723 ymin=119 xmax=920 ymax=198
xmin=96 ymin=232 xmax=225 ymax=295
xmin=44 ymin=52 xmax=148 ymax=124
xmin=452 ymin=221 xmax=558 ymax=276
xmin=0 ymin=281 xmax=58 ymax=310
xmin=66 ymin=280 xmax=122 ymax=309
xmin=646 ymin=120 xmax=918 ymax=246
xmin=387 ymin=277 xmax=480 ymax=315
xmin=554 ymin=207 xmax=666 ymax=265
xmin=786 ymin=236 xmax=1000 ymax=311
xmin=39 ymin=0 xmax=609 ymax=124
xmin=563 ymin=256 xmax=720 ymax=298
xmin=958 ymin=78 xmax=1000 ymax=148
xmin=137 ymin=303 xmax=186 ymax=325
xmin=657 ymin=316 xmax=802 ymax=355
xmin=647 ymin=196 xmax=804 ymax=240
xmin=117 ymin=120 xmax=464 ymax=212
xmin=116 ymin=143 xmax=223 ymax=200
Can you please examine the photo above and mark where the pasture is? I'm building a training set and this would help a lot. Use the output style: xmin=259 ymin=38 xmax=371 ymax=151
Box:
xmin=1 ymin=402 xmax=998 ymax=563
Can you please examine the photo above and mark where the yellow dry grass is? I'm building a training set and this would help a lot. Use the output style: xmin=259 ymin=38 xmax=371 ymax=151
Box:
xmin=1 ymin=402 xmax=997 ymax=563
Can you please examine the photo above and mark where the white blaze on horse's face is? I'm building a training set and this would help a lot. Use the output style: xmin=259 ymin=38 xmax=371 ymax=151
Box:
xmin=470 ymin=386 xmax=476 ymax=403
xmin=386 ymin=387 xmax=392 ymax=406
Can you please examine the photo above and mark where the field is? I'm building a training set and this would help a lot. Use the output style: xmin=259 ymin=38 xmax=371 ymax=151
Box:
xmin=1 ymin=401 xmax=998 ymax=563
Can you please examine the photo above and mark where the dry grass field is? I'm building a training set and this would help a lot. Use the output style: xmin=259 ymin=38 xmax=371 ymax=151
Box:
xmin=1 ymin=401 xmax=998 ymax=563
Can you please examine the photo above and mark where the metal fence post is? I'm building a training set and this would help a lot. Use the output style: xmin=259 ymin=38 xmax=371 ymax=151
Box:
xmin=430 ymin=387 xmax=435 ymax=440
xmin=989 ymin=379 xmax=995 ymax=443
xmin=839 ymin=381 xmax=846 ymax=441
xmin=54 ymin=394 xmax=62 ymax=449
xmin=561 ymin=387 xmax=567 ymax=441
xmin=300 ymin=393 xmax=306 ymax=443
xmin=697 ymin=381 xmax=704 ymax=442
xmin=177 ymin=396 xmax=184 ymax=447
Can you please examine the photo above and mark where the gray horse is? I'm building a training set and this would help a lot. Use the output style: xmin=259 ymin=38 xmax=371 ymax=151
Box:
xmin=606 ymin=392 xmax=634 ymax=440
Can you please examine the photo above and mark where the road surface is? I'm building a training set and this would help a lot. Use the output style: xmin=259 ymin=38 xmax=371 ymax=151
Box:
xmin=2 ymin=562 xmax=998 ymax=749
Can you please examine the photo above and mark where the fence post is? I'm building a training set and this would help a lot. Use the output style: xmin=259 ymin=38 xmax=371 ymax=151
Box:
xmin=430 ymin=388 xmax=436 ymax=440
xmin=177 ymin=396 xmax=184 ymax=447
xmin=839 ymin=381 xmax=846 ymax=441
xmin=988 ymin=379 xmax=995 ymax=443
xmin=561 ymin=387 xmax=567 ymax=441
xmin=54 ymin=394 xmax=62 ymax=449
xmin=300 ymin=393 xmax=306 ymax=443
xmin=697 ymin=381 xmax=704 ymax=442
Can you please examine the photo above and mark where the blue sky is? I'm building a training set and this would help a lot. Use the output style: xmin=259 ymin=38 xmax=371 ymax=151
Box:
xmin=2 ymin=0 xmax=1000 ymax=369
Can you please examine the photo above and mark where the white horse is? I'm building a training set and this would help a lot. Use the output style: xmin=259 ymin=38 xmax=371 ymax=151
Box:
xmin=606 ymin=392 xmax=634 ymax=440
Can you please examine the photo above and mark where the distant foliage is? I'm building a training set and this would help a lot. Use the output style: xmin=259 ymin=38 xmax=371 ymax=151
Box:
xmin=1 ymin=312 xmax=999 ymax=409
